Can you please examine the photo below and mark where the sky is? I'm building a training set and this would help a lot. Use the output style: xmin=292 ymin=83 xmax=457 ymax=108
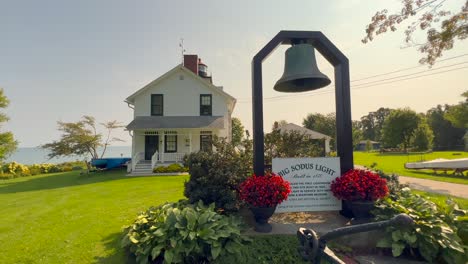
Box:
xmin=1 ymin=0 xmax=467 ymax=147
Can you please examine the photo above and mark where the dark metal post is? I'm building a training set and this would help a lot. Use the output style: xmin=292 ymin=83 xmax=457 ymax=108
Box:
xmin=251 ymin=31 xmax=353 ymax=176
xmin=334 ymin=62 xmax=353 ymax=174
xmin=252 ymin=59 xmax=265 ymax=176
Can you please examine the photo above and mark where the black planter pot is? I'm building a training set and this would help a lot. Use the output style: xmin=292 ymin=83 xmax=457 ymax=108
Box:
xmin=348 ymin=200 xmax=375 ymax=224
xmin=250 ymin=205 xmax=276 ymax=233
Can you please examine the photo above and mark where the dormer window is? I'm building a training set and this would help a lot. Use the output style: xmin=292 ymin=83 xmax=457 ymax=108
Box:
xmin=151 ymin=94 xmax=163 ymax=116
xmin=200 ymin=94 xmax=212 ymax=116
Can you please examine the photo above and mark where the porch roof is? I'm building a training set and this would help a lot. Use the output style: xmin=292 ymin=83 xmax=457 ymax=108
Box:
xmin=126 ymin=116 xmax=224 ymax=130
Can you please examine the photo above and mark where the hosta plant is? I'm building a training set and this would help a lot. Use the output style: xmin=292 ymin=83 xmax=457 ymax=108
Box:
xmin=121 ymin=200 xmax=250 ymax=264
xmin=373 ymin=188 xmax=468 ymax=264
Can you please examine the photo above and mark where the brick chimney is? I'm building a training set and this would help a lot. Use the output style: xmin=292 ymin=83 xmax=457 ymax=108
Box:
xmin=183 ymin=55 xmax=198 ymax=74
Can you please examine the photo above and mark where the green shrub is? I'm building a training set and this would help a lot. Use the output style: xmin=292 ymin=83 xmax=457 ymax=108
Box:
xmin=2 ymin=162 xmax=30 ymax=176
xmin=153 ymin=163 xmax=188 ymax=173
xmin=122 ymin=200 xmax=249 ymax=264
xmin=184 ymin=137 xmax=252 ymax=212
xmin=373 ymin=188 xmax=467 ymax=264
xmin=374 ymin=169 xmax=406 ymax=198
xmin=215 ymin=235 xmax=308 ymax=264
xmin=61 ymin=166 xmax=73 ymax=172
xmin=0 ymin=173 xmax=15 ymax=179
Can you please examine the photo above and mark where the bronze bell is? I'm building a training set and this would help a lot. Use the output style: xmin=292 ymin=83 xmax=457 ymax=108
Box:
xmin=274 ymin=43 xmax=331 ymax=93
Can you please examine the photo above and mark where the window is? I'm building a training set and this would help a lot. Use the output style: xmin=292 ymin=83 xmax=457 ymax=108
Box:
xmin=165 ymin=134 xmax=177 ymax=153
xmin=151 ymin=94 xmax=163 ymax=116
xmin=200 ymin=131 xmax=212 ymax=152
xmin=200 ymin=94 xmax=212 ymax=116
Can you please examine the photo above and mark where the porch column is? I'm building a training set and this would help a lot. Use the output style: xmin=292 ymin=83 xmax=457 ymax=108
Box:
xmin=325 ymin=138 xmax=331 ymax=154
xmin=161 ymin=133 xmax=165 ymax=163
xmin=189 ymin=132 xmax=192 ymax=153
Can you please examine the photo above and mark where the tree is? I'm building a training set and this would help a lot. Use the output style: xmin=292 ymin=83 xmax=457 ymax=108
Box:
xmin=365 ymin=140 xmax=373 ymax=152
xmin=302 ymin=112 xmax=336 ymax=149
xmin=381 ymin=108 xmax=420 ymax=151
xmin=352 ymin=120 xmax=363 ymax=150
xmin=363 ymin=0 xmax=468 ymax=65
xmin=231 ymin=117 xmax=244 ymax=147
xmin=411 ymin=119 xmax=435 ymax=151
xmin=0 ymin=89 xmax=17 ymax=162
xmin=360 ymin=107 xmax=392 ymax=141
xmin=444 ymin=90 xmax=468 ymax=129
xmin=264 ymin=127 xmax=324 ymax=165
xmin=42 ymin=116 xmax=124 ymax=170
xmin=427 ymin=104 xmax=465 ymax=150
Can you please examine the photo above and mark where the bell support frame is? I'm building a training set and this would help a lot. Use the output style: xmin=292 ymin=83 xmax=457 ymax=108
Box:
xmin=252 ymin=30 xmax=353 ymax=176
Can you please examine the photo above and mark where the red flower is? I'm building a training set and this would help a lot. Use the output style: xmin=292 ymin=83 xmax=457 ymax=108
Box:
xmin=330 ymin=169 xmax=388 ymax=201
xmin=238 ymin=173 xmax=291 ymax=207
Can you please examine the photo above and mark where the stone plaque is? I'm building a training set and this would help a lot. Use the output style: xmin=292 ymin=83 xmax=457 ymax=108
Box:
xmin=273 ymin=157 xmax=342 ymax=212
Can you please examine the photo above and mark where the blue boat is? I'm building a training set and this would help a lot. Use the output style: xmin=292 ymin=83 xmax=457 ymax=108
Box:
xmin=91 ymin=157 xmax=131 ymax=170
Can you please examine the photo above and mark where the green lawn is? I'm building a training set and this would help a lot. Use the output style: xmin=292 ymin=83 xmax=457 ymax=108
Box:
xmin=354 ymin=151 xmax=468 ymax=185
xmin=413 ymin=190 xmax=468 ymax=209
xmin=0 ymin=170 xmax=187 ymax=264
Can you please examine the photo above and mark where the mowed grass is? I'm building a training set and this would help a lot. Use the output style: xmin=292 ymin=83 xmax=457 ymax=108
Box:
xmin=354 ymin=151 xmax=468 ymax=185
xmin=0 ymin=170 xmax=188 ymax=264
xmin=413 ymin=190 xmax=468 ymax=210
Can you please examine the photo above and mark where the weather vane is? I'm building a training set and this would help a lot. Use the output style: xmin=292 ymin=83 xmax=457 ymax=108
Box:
xmin=179 ymin=38 xmax=186 ymax=65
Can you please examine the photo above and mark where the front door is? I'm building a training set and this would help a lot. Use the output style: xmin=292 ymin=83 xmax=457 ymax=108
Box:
xmin=145 ymin=135 xmax=159 ymax=160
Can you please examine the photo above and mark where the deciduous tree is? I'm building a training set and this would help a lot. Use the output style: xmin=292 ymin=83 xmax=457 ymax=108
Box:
xmin=444 ymin=90 xmax=468 ymax=129
xmin=411 ymin=119 xmax=435 ymax=151
xmin=363 ymin=0 xmax=468 ymax=65
xmin=231 ymin=117 xmax=244 ymax=147
xmin=360 ymin=107 xmax=392 ymax=142
xmin=302 ymin=112 xmax=336 ymax=149
xmin=427 ymin=104 xmax=465 ymax=150
xmin=0 ymin=88 xmax=17 ymax=162
xmin=381 ymin=108 xmax=420 ymax=151
xmin=42 ymin=116 xmax=124 ymax=171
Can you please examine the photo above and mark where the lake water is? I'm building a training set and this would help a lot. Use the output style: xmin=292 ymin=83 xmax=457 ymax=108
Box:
xmin=6 ymin=146 xmax=132 ymax=165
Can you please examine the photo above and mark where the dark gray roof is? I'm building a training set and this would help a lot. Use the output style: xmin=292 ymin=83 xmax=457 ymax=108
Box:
xmin=126 ymin=116 xmax=224 ymax=130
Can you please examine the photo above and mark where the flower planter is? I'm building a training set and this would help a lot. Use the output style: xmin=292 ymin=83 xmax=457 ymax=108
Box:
xmin=348 ymin=200 xmax=375 ymax=224
xmin=251 ymin=205 xmax=276 ymax=233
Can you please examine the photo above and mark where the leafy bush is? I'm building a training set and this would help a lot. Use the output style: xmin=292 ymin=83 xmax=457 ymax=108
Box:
xmin=374 ymin=169 xmax=406 ymax=198
xmin=122 ymin=200 xmax=249 ymax=264
xmin=2 ymin=162 xmax=30 ymax=177
xmin=184 ymin=137 xmax=252 ymax=212
xmin=153 ymin=163 xmax=188 ymax=173
xmin=0 ymin=161 xmax=87 ymax=179
xmin=215 ymin=235 xmax=308 ymax=264
xmin=373 ymin=188 xmax=468 ymax=264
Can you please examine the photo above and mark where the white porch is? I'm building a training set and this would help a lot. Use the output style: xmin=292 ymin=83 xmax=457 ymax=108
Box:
xmin=129 ymin=129 xmax=217 ymax=174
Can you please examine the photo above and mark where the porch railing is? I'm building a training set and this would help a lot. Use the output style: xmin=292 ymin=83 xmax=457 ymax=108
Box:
xmin=132 ymin=152 xmax=144 ymax=171
xmin=151 ymin=152 xmax=186 ymax=167
xmin=151 ymin=151 xmax=159 ymax=169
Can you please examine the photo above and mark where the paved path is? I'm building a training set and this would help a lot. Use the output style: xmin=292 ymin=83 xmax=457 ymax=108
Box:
xmin=399 ymin=176 xmax=468 ymax=199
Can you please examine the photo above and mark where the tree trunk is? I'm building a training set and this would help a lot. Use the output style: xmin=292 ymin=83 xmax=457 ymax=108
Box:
xmin=85 ymin=159 xmax=91 ymax=174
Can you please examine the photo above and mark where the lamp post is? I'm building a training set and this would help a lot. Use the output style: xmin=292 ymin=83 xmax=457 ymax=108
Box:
xmin=252 ymin=31 xmax=353 ymax=176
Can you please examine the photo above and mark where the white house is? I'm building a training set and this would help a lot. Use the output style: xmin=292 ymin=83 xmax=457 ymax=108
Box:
xmin=278 ymin=123 xmax=332 ymax=154
xmin=125 ymin=55 xmax=236 ymax=174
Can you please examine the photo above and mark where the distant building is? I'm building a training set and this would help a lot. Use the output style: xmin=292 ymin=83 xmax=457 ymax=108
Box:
xmin=278 ymin=123 xmax=332 ymax=154
xmin=356 ymin=140 xmax=381 ymax=151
